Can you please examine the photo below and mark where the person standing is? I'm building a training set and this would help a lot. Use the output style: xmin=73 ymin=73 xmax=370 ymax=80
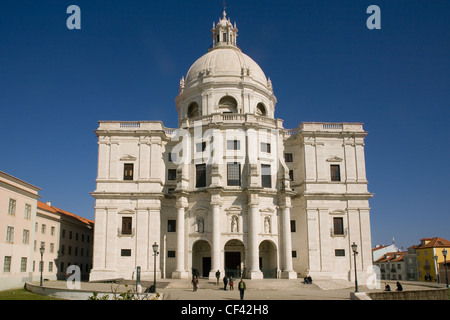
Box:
xmin=229 ymin=276 xmax=234 ymax=290
xmin=238 ymin=278 xmax=246 ymax=300
xmin=215 ymin=270 xmax=221 ymax=285
xmin=223 ymin=275 xmax=228 ymax=290
xmin=192 ymin=275 xmax=199 ymax=292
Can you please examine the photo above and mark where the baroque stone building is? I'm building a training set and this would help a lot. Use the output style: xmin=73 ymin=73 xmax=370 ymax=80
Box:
xmin=90 ymin=10 xmax=373 ymax=282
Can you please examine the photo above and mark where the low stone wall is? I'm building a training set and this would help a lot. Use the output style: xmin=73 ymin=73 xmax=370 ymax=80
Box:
xmin=25 ymin=282 xmax=162 ymax=300
xmin=367 ymin=288 xmax=448 ymax=300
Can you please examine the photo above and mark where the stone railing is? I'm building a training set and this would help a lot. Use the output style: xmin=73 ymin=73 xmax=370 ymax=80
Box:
xmin=180 ymin=113 xmax=283 ymax=129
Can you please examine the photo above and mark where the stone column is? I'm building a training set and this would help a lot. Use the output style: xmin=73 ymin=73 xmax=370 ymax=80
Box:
xmin=89 ymin=206 xmax=107 ymax=281
xmin=147 ymin=200 xmax=161 ymax=279
xmin=210 ymin=202 xmax=221 ymax=279
xmin=280 ymin=196 xmax=297 ymax=279
xmin=135 ymin=207 xmax=149 ymax=270
xmin=247 ymin=203 xmax=263 ymax=279
xmin=172 ymin=195 xmax=189 ymax=278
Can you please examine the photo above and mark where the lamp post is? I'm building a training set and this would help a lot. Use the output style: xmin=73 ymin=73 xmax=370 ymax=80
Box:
xmin=39 ymin=245 xmax=45 ymax=287
xmin=443 ymin=248 xmax=448 ymax=288
xmin=151 ymin=242 xmax=159 ymax=293
xmin=351 ymin=242 xmax=358 ymax=292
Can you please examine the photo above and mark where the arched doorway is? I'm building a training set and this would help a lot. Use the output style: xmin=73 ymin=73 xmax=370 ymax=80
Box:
xmin=259 ymin=240 xmax=278 ymax=278
xmin=224 ymin=239 xmax=245 ymax=278
xmin=192 ymin=240 xmax=211 ymax=278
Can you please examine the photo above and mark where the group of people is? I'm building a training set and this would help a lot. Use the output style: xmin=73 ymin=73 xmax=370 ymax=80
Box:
xmin=303 ymin=275 xmax=313 ymax=284
xmin=190 ymin=270 xmax=247 ymax=299
xmin=384 ymin=281 xmax=403 ymax=292
xmin=221 ymin=274 xmax=234 ymax=290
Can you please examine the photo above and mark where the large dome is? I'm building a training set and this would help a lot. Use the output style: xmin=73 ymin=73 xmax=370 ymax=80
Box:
xmin=185 ymin=47 xmax=268 ymax=87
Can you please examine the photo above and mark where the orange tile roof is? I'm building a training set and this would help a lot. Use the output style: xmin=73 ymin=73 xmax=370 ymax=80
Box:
xmin=418 ymin=237 xmax=450 ymax=249
xmin=37 ymin=201 xmax=94 ymax=226
xmin=374 ymin=251 xmax=407 ymax=263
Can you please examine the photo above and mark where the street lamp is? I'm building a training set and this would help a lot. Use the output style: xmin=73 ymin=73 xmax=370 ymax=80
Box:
xmin=151 ymin=242 xmax=159 ymax=293
xmin=351 ymin=242 xmax=358 ymax=292
xmin=39 ymin=245 xmax=45 ymax=287
xmin=443 ymin=248 xmax=448 ymax=288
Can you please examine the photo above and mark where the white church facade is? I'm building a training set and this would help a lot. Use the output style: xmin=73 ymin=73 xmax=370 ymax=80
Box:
xmin=89 ymin=10 xmax=373 ymax=282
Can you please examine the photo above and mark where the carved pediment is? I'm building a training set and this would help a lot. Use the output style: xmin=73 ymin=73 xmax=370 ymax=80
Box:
xmin=225 ymin=206 xmax=242 ymax=214
xmin=118 ymin=209 xmax=135 ymax=215
xmin=326 ymin=156 xmax=343 ymax=162
xmin=259 ymin=207 xmax=275 ymax=214
xmin=120 ymin=154 xmax=137 ymax=161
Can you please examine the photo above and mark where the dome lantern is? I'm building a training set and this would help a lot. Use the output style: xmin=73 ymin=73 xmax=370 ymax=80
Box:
xmin=210 ymin=8 xmax=238 ymax=51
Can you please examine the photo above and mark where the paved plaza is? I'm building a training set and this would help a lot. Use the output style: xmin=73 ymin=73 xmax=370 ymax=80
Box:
xmin=29 ymin=278 xmax=437 ymax=300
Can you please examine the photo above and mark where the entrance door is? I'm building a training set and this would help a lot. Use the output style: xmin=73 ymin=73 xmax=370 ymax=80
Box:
xmin=202 ymin=257 xmax=211 ymax=277
xmin=225 ymin=252 xmax=241 ymax=277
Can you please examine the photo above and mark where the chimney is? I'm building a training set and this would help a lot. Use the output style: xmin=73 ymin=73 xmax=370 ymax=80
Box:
xmin=46 ymin=201 xmax=51 ymax=207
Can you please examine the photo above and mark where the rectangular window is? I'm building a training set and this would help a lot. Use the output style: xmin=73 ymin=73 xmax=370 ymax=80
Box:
xmin=41 ymin=224 xmax=46 ymax=234
xmin=261 ymin=164 xmax=271 ymax=188
xmin=168 ymin=220 xmax=176 ymax=232
xmin=335 ymin=249 xmax=346 ymax=257
xmin=124 ymin=163 xmax=134 ymax=180
xmin=6 ymin=226 xmax=14 ymax=243
xmin=292 ymin=251 xmax=297 ymax=258
xmin=330 ymin=165 xmax=341 ymax=181
xmin=24 ymin=204 xmax=31 ymax=219
xmin=261 ymin=142 xmax=271 ymax=153
xmin=23 ymin=229 xmax=30 ymax=244
xmin=196 ymin=164 xmax=207 ymax=188
xmin=289 ymin=169 xmax=294 ymax=181
xmin=290 ymin=220 xmax=296 ymax=233
xmin=285 ymin=153 xmax=293 ymax=162
xmin=223 ymin=32 xmax=227 ymax=42
xmin=227 ymin=140 xmax=240 ymax=150
xmin=3 ymin=256 xmax=11 ymax=272
xmin=8 ymin=199 xmax=16 ymax=215
xmin=333 ymin=217 xmax=344 ymax=235
xmin=21 ymin=257 xmax=27 ymax=272
xmin=168 ymin=152 xmax=176 ymax=163
xmin=227 ymin=162 xmax=241 ymax=186
xmin=196 ymin=142 xmax=206 ymax=153
xmin=167 ymin=251 xmax=176 ymax=258
xmin=168 ymin=169 xmax=177 ymax=180
xmin=121 ymin=249 xmax=132 ymax=257
xmin=122 ymin=217 xmax=132 ymax=235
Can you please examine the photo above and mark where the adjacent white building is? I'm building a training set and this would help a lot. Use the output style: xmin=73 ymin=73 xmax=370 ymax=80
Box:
xmin=90 ymin=10 xmax=374 ymax=282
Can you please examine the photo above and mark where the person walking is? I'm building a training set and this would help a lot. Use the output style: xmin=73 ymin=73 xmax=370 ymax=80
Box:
xmin=238 ymin=278 xmax=246 ymax=300
xmin=192 ymin=275 xmax=199 ymax=292
xmin=223 ymin=275 xmax=228 ymax=290
xmin=229 ymin=276 xmax=234 ymax=290
xmin=215 ymin=270 xmax=221 ymax=285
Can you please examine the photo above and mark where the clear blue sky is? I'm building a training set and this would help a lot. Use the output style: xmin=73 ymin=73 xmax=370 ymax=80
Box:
xmin=1 ymin=1 xmax=449 ymax=251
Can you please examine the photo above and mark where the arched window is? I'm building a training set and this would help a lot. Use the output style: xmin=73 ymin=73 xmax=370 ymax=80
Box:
xmin=256 ymin=103 xmax=267 ymax=116
xmin=187 ymin=102 xmax=200 ymax=118
xmin=218 ymin=96 xmax=238 ymax=113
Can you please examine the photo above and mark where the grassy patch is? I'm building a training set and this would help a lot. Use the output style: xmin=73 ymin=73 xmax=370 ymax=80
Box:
xmin=0 ymin=289 xmax=63 ymax=300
